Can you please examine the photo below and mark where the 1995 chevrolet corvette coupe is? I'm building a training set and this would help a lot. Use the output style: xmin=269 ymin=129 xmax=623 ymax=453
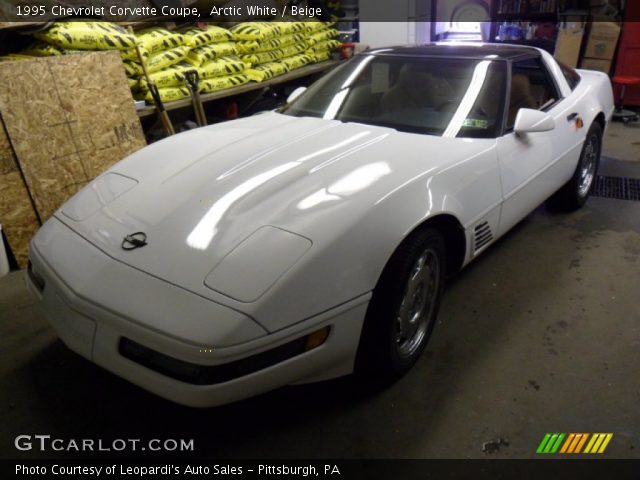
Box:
xmin=28 ymin=44 xmax=614 ymax=407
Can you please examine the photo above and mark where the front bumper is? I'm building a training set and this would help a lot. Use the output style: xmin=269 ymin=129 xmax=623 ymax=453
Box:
xmin=28 ymin=218 xmax=369 ymax=407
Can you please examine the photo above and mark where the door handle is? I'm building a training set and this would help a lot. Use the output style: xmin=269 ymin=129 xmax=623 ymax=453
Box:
xmin=567 ymin=112 xmax=579 ymax=121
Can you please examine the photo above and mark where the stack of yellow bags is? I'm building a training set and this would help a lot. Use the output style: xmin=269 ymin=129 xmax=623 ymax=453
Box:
xmin=0 ymin=22 xmax=142 ymax=91
xmin=303 ymin=21 xmax=342 ymax=64
xmin=1 ymin=21 xmax=342 ymax=104
xmin=233 ymin=22 xmax=307 ymax=82
xmin=232 ymin=21 xmax=340 ymax=83
xmin=0 ymin=41 xmax=63 ymax=62
xmin=180 ymin=25 xmax=250 ymax=96
xmin=2 ymin=22 xmax=249 ymax=104
xmin=130 ymin=27 xmax=194 ymax=103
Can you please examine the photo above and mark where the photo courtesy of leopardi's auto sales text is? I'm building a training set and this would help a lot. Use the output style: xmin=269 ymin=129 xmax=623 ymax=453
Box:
xmin=1 ymin=0 xmax=640 ymax=478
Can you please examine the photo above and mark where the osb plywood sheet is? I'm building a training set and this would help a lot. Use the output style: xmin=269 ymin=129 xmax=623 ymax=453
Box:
xmin=0 ymin=120 xmax=39 ymax=268
xmin=0 ymin=52 xmax=146 ymax=222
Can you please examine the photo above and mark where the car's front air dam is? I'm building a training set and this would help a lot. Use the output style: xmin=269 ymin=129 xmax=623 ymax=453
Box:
xmin=28 ymin=217 xmax=369 ymax=407
xmin=29 ymin=217 xmax=268 ymax=353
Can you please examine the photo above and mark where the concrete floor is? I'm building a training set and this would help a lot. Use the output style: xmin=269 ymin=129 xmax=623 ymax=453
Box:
xmin=603 ymin=120 xmax=640 ymax=163
xmin=1 ymin=128 xmax=639 ymax=460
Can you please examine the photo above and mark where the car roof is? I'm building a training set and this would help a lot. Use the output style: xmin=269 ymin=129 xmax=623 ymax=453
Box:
xmin=366 ymin=43 xmax=541 ymax=61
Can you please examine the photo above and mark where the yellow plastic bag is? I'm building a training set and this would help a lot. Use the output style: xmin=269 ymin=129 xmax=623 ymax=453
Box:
xmin=306 ymin=29 xmax=340 ymax=46
xmin=146 ymin=46 xmax=189 ymax=74
xmin=305 ymin=21 xmax=332 ymax=34
xmin=120 ymin=46 xmax=150 ymax=62
xmin=136 ymin=27 xmax=185 ymax=55
xmin=230 ymin=22 xmax=282 ymax=41
xmin=180 ymin=25 xmax=233 ymax=47
xmin=308 ymin=39 xmax=341 ymax=53
xmin=34 ymin=22 xmax=137 ymax=51
xmin=145 ymin=86 xmax=192 ymax=103
xmin=271 ymin=22 xmax=307 ymax=36
xmin=21 ymin=41 xmax=62 ymax=57
xmin=200 ymin=74 xmax=250 ymax=93
xmin=235 ymin=41 xmax=261 ymax=54
xmin=123 ymin=60 xmax=144 ymax=77
xmin=199 ymin=56 xmax=247 ymax=80
xmin=279 ymin=53 xmax=314 ymax=71
xmin=186 ymin=42 xmax=238 ymax=66
xmin=243 ymin=43 xmax=307 ymax=66
xmin=278 ymin=43 xmax=308 ymax=59
xmin=245 ymin=62 xmax=289 ymax=82
xmin=249 ymin=49 xmax=282 ymax=64
xmin=139 ymin=62 xmax=197 ymax=90
xmin=255 ymin=33 xmax=307 ymax=53
xmin=239 ymin=54 xmax=259 ymax=66
xmin=311 ymin=49 xmax=332 ymax=63
xmin=0 ymin=54 xmax=35 ymax=62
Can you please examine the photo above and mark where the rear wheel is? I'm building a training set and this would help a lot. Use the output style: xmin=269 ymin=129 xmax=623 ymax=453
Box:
xmin=550 ymin=122 xmax=602 ymax=210
xmin=355 ymin=228 xmax=446 ymax=382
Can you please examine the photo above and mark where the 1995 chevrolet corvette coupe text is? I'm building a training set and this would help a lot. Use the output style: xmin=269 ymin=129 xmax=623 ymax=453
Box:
xmin=27 ymin=44 xmax=614 ymax=407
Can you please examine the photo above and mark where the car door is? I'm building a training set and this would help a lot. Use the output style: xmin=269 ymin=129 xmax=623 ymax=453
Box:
xmin=496 ymin=56 xmax=584 ymax=235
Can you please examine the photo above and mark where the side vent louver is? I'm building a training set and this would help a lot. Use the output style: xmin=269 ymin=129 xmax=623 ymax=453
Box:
xmin=474 ymin=221 xmax=493 ymax=253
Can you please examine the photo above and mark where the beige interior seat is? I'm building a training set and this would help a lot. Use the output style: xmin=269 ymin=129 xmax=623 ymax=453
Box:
xmin=381 ymin=64 xmax=454 ymax=113
xmin=508 ymin=73 xmax=538 ymax=127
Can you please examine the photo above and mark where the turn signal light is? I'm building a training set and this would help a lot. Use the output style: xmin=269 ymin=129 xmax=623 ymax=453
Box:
xmin=304 ymin=326 xmax=331 ymax=351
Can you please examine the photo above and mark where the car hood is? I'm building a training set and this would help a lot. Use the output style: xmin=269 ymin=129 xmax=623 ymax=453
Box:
xmin=56 ymin=112 xmax=485 ymax=310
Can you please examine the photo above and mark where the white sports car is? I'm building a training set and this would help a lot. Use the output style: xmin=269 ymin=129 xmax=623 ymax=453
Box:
xmin=28 ymin=44 xmax=614 ymax=407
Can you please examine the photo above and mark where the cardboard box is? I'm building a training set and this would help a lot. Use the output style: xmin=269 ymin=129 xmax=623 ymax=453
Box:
xmin=555 ymin=27 xmax=585 ymax=68
xmin=584 ymin=21 xmax=621 ymax=60
xmin=580 ymin=57 xmax=613 ymax=74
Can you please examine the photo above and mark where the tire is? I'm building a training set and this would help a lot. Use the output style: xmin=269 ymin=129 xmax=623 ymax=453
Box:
xmin=549 ymin=122 xmax=602 ymax=210
xmin=355 ymin=228 xmax=446 ymax=382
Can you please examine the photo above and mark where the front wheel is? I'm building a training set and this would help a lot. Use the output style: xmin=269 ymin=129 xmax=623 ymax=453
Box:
xmin=355 ymin=228 xmax=446 ymax=382
xmin=550 ymin=122 xmax=602 ymax=210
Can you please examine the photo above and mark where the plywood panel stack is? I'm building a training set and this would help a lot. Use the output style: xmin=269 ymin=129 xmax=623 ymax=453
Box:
xmin=0 ymin=52 xmax=146 ymax=266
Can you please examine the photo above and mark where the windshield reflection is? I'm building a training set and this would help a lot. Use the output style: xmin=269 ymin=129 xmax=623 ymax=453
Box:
xmin=282 ymin=54 xmax=506 ymax=139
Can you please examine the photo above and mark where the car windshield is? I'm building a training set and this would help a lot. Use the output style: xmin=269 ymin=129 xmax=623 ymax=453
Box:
xmin=281 ymin=54 xmax=506 ymax=138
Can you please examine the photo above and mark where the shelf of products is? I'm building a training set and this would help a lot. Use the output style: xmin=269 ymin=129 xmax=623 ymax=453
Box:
xmin=496 ymin=0 xmax=558 ymax=15
xmin=136 ymin=60 xmax=341 ymax=118
xmin=490 ymin=0 xmax=561 ymax=43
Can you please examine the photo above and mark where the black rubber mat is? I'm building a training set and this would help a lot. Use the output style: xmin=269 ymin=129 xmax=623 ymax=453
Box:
xmin=592 ymin=175 xmax=640 ymax=201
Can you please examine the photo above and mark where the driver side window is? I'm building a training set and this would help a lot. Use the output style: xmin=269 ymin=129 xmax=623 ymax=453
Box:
xmin=506 ymin=58 xmax=560 ymax=131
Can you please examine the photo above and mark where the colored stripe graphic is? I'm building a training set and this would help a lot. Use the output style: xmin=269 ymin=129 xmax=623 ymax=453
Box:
xmin=584 ymin=433 xmax=614 ymax=454
xmin=537 ymin=434 xmax=552 ymax=454
xmin=538 ymin=433 xmax=614 ymax=454
xmin=536 ymin=433 xmax=565 ymax=454
xmin=559 ymin=433 xmax=575 ymax=454
xmin=575 ymin=433 xmax=589 ymax=453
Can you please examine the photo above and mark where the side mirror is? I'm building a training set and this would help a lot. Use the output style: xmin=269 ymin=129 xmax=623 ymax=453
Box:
xmin=514 ymin=108 xmax=555 ymax=134
xmin=287 ymin=86 xmax=307 ymax=104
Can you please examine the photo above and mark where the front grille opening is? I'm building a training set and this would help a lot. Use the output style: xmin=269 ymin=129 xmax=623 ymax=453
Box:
xmin=119 ymin=327 xmax=330 ymax=385
xmin=592 ymin=176 xmax=640 ymax=201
